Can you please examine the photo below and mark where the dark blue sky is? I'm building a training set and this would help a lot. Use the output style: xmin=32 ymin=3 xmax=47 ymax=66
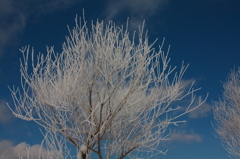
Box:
xmin=0 ymin=0 xmax=240 ymax=158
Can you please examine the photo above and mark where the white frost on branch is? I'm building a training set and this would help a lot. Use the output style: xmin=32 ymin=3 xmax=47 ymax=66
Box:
xmin=8 ymin=16 xmax=207 ymax=159
xmin=77 ymin=145 xmax=87 ymax=159
xmin=213 ymin=67 xmax=240 ymax=158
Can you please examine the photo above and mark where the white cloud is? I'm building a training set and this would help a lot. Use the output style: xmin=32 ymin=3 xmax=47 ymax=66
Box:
xmin=0 ymin=99 xmax=13 ymax=124
xmin=169 ymin=130 xmax=202 ymax=143
xmin=172 ymin=79 xmax=211 ymax=119
xmin=188 ymin=102 xmax=212 ymax=119
xmin=179 ymin=79 xmax=211 ymax=119
xmin=0 ymin=140 xmax=39 ymax=159
xmin=0 ymin=140 xmax=58 ymax=159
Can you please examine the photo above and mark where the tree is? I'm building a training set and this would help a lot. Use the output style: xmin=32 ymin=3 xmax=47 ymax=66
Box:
xmin=213 ymin=67 xmax=240 ymax=158
xmin=9 ymin=16 xmax=206 ymax=159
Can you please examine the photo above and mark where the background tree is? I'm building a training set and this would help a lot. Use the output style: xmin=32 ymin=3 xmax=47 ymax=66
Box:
xmin=9 ymin=16 xmax=206 ymax=159
xmin=213 ymin=67 xmax=240 ymax=158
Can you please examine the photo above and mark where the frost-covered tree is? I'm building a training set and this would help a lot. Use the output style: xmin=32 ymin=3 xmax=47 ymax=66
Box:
xmin=213 ymin=67 xmax=240 ymax=158
xmin=9 ymin=16 xmax=206 ymax=159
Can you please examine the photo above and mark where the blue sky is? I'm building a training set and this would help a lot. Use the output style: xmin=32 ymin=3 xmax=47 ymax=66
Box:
xmin=0 ymin=0 xmax=239 ymax=158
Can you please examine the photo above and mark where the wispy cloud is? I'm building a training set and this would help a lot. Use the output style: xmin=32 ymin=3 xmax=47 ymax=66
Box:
xmin=0 ymin=0 xmax=81 ymax=57
xmin=173 ymin=79 xmax=211 ymax=119
xmin=169 ymin=130 xmax=202 ymax=143
xmin=0 ymin=99 xmax=13 ymax=124
xmin=104 ymin=0 xmax=168 ymax=29
xmin=0 ymin=140 xmax=51 ymax=159
xmin=0 ymin=0 xmax=26 ymax=57
xmin=188 ymin=102 xmax=212 ymax=119
xmin=105 ymin=0 xmax=167 ymax=19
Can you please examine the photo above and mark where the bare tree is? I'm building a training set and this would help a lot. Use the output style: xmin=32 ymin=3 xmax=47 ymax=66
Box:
xmin=9 ymin=16 xmax=206 ymax=159
xmin=213 ymin=67 xmax=240 ymax=158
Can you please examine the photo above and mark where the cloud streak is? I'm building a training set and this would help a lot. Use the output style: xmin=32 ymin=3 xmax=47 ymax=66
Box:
xmin=174 ymin=79 xmax=211 ymax=119
xmin=0 ymin=0 xmax=81 ymax=57
xmin=105 ymin=0 xmax=167 ymax=19
xmin=104 ymin=0 xmax=167 ymax=29
xmin=0 ymin=0 xmax=26 ymax=57
xmin=188 ymin=102 xmax=212 ymax=119
xmin=169 ymin=130 xmax=202 ymax=143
